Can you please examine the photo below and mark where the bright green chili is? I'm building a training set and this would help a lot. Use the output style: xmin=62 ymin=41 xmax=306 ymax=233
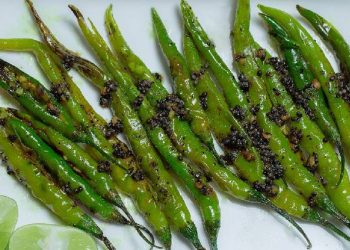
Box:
xmin=34 ymin=7 xmax=222 ymax=249
xmin=260 ymin=14 xmax=344 ymax=178
xmin=68 ymin=5 xmax=313 ymax=247
xmin=258 ymin=6 xmax=350 ymax=203
xmin=297 ymin=5 xmax=350 ymax=79
xmin=20 ymin=4 xmax=173 ymax=246
xmin=8 ymin=108 xmax=156 ymax=246
xmin=178 ymin=0 xmax=350 ymax=227
xmin=151 ymin=8 xmax=214 ymax=151
xmin=182 ymin=25 xmax=350 ymax=242
xmin=35 ymin=5 xmax=205 ymax=250
xmin=256 ymin=8 xmax=350 ymax=224
xmin=0 ymin=119 xmax=115 ymax=250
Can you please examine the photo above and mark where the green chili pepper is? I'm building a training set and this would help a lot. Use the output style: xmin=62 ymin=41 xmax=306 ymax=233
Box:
xmin=67 ymin=5 xmax=312 ymax=247
xmin=258 ymin=6 xmax=350 ymax=210
xmin=183 ymin=32 xmax=265 ymax=185
xmin=179 ymin=0 xmax=350 ymax=228
xmin=234 ymin=0 xmax=350 ymax=225
xmin=255 ymin=10 xmax=350 ymax=225
xmin=260 ymin=14 xmax=344 ymax=181
xmin=11 ymin=6 xmax=172 ymax=246
xmin=0 ymin=121 xmax=115 ymax=250
xmin=182 ymin=25 xmax=350 ymax=242
xmin=151 ymin=8 xmax=214 ymax=151
xmin=56 ymin=6 xmax=211 ymax=248
xmin=34 ymin=7 xmax=222 ymax=249
xmin=0 ymin=58 xmax=78 ymax=139
xmin=7 ymin=115 xmax=163 ymax=246
xmin=297 ymin=5 xmax=350 ymax=79
xmin=7 ymin=108 xmax=157 ymax=247
xmin=86 ymin=146 xmax=172 ymax=249
xmin=26 ymin=1 xmax=205 ymax=248
xmin=8 ymin=117 xmax=130 ymax=223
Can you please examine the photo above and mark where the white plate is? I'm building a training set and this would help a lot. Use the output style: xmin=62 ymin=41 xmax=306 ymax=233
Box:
xmin=0 ymin=0 xmax=349 ymax=249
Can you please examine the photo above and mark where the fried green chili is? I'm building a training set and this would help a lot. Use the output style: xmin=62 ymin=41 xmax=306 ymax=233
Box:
xmin=68 ymin=5 xmax=311 ymax=247
xmin=182 ymin=17 xmax=350 ymax=242
xmin=258 ymin=3 xmax=350 ymax=187
xmin=297 ymin=5 xmax=350 ymax=79
xmin=8 ymin=108 xmax=156 ymax=246
xmin=151 ymin=8 xmax=214 ymax=151
xmin=8 ymin=118 xmax=129 ymax=223
xmin=260 ymin=14 xmax=344 ymax=180
xmin=178 ymin=0 xmax=350 ymax=227
xmin=15 ymin=6 xmax=172 ymax=245
xmin=0 ymin=118 xmax=115 ymax=250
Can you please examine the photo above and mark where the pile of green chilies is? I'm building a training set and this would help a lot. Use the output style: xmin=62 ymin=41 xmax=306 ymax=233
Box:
xmin=1 ymin=0 xmax=350 ymax=249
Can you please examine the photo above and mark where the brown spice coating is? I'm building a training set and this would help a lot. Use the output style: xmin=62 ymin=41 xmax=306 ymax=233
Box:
xmin=147 ymin=94 xmax=188 ymax=136
xmin=244 ymin=121 xmax=284 ymax=182
xmin=132 ymin=95 xmax=144 ymax=110
xmin=112 ymin=141 xmax=133 ymax=159
xmin=268 ymin=57 xmax=315 ymax=120
xmin=50 ymin=83 xmax=70 ymax=103
xmin=333 ymin=73 xmax=350 ymax=104
xmin=305 ymin=152 xmax=318 ymax=173
xmin=99 ymin=80 xmax=117 ymax=108
xmin=238 ymin=73 xmax=251 ymax=93
xmin=250 ymin=104 xmax=260 ymax=116
xmin=230 ymin=105 xmax=245 ymax=121
xmin=104 ymin=116 xmax=123 ymax=139
xmin=199 ymin=92 xmax=208 ymax=110
xmin=190 ymin=63 xmax=209 ymax=85
xmin=267 ymin=105 xmax=289 ymax=126
xmin=97 ymin=160 xmax=112 ymax=174
xmin=220 ymin=126 xmax=247 ymax=151
xmin=136 ymin=79 xmax=153 ymax=94
xmin=7 ymin=134 xmax=17 ymax=143
xmin=288 ymin=127 xmax=303 ymax=153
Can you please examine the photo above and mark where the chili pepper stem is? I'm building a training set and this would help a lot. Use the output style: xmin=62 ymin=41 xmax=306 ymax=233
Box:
xmin=251 ymin=191 xmax=311 ymax=249
xmin=304 ymin=209 xmax=350 ymax=242
xmin=318 ymin=197 xmax=350 ymax=228
xmin=117 ymin=213 xmax=159 ymax=249
xmin=133 ymin=222 xmax=160 ymax=249
xmin=99 ymin=235 xmax=116 ymax=250
xmin=336 ymin=141 xmax=345 ymax=186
